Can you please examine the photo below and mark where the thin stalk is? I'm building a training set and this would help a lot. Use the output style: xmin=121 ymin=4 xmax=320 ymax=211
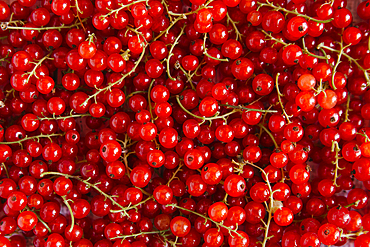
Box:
xmin=167 ymin=0 xmax=214 ymax=16
xmin=203 ymin=34 xmax=229 ymax=62
xmin=25 ymin=206 xmax=51 ymax=233
xmin=344 ymin=94 xmax=351 ymax=122
xmin=168 ymin=204 xmax=244 ymax=238
xmin=2 ymin=19 xmax=87 ymax=31
xmin=1 ymin=163 xmax=9 ymax=178
xmin=275 ymin=73 xmax=292 ymax=123
xmin=38 ymin=114 xmax=90 ymax=121
xmin=218 ymin=104 xmax=278 ymax=113
xmin=101 ymin=0 xmax=147 ymax=18
xmin=330 ymin=32 xmax=349 ymax=90
xmin=62 ymin=196 xmax=75 ymax=232
xmin=176 ymin=95 xmax=238 ymax=122
xmin=319 ymin=44 xmax=370 ymax=84
xmin=81 ymin=45 xmax=147 ymax=106
xmin=110 ymin=196 xmax=152 ymax=213
xmin=166 ymin=26 xmax=186 ymax=81
xmin=147 ymin=79 xmax=155 ymax=121
xmin=26 ymin=52 xmax=53 ymax=82
xmin=302 ymin=37 xmax=327 ymax=60
xmin=0 ymin=133 xmax=64 ymax=145
xmin=233 ymin=160 xmax=274 ymax=247
xmin=226 ymin=12 xmax=242 ymax=42
xmin=111 ymin=231 xmax=165 ymax=240
xmin=166 ymin=163 xmax=183 ymax=186
xmin=41 ymin=172 xmax=129 ymax=213
xmin=258 ymin=124 xmax=279 ymax=149
xmin=153 ymin=15 xmax=185 ymax=41
xmin=331 ymin=141 xmax=342 ymax=187
xmin=257 ymin=1 xmax=333 ymax=23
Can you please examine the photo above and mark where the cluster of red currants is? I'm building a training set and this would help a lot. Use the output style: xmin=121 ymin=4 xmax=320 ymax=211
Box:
xmin=1 ymin=0 xmax=370 ymax=246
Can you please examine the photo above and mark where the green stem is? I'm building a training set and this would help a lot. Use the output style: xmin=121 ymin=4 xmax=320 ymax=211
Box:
xmin=274 ymin=73 xmax=292 ymax=124
xmin=258 ymin=124 xmax=279 ymax=149
xmin=226 ymin=12 xmax=242 ymax=42
xmin=331 ymin=141 xmax=341 ymax=187
xmin=111 ymin=231 xmax=165 ymax=240
xmin=153 ymin=15 xmax=184 ymax=41
xmin=38 ymin=114 xmax=90 ymax=121
xmin=101 ymin=0 xmax=146 ymax=18
xmin=110 ymin=197 xmax=152 ymax=213
xmin=2 ymin=19 xmax=87 ymax=31
xmin=344 ymin=94 xmax=351 ymax=122
xmin=25 ymin=206 xmax=51 ymax=233
xmin=318 ymin=44 xmax=370 ymax=85
xmin=302 ymin=37 xmax=327 ymax=60
xmin=147 ymin=79 xmax=155 ymax=121
xmin=41 ymin=172 xmax=129 ymax=214
xmin=257 ymin=1 xmax=333 ymax=23
xmin=330 ymin=34 xmax=349 ymax=90
xmin=26 ymin=52 xmax=53 ymax=82
xmin=168 ymin=204 xmax=244 ymax=238
xmin=0 ymin=133 xmax=64 ymax=145
xmin=166 ymin=26 xmax=186 ymax=81
xmin=176 ymin=95 xmax=238 ymax=123
xmin=239 ymin=160 xmax=274 ymax=247
xmin=81 ymin=45 xmax=147 ymax=106
xmin=218 ymin=104 xmax=278 ymax=113
xmin=62 ymin=196 xmax=75 ymax=232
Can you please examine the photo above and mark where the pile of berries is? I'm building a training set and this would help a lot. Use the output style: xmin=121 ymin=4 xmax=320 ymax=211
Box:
xmin=1 ymin=0 xmax=370 ymax=246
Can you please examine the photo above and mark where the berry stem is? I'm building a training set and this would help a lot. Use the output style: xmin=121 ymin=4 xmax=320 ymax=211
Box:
xmin=81 ymin=45 xmax=147 ymax=106
xmin=110 ymin=196 xmax=152 ymax=213
xmin=62 ymin=196 xmax=75 ymax=233
xmin=176 ymin=94 xmax=238 ymax=123
xmin=236 ymin=160 xmax=274 ymax=247
xmin=263 ymin=30 xmax=327 ymax=60
xmin=1 ymin=163 xmax=9 ymax=178
xmin=331 ymin=140 xmax=342 ymax=187
xmin=203 ymin=33 xmax=229 ymax=62
xmin=275 ymin=73 xmax=292 ymax=124
xmin=126 ymin=91 xmax=147 ymax=99
xmin=38 ymin=113 xmax=91 ymax=121
xmin=166 ymin=163 xmax=183 ymax=186
xmin=302 ymin=37 xmax=327 ymax=60
xmin=25 ymin=205 xmax=51 ymax=233
xmin=176 ymin=62 xmax=196 ymax=90
xmin=1 ymin=18 xmax=87 ymax=31
xmin=166 ymin=26 xmax=186 ymax=81
xmin=26 ymin=52 xmax=53 ymax=82
xmin=318 ymin=43 xmax=370 ymax=85
xmin=344 ymin=199 xmax=361 ymax=208
xmin=147 ymin=79 xmax=155 ymax=121
xmin=226 ymin=12 xmax=243 ymax=42
xmin=344 ymin=93 xmax=351 ymax=122
xmin=153 ymin=15 xmax=185 ymax=41
xmin=218 ymin=104 xmax=278 ymax=113
xmin=257 ymin=0 xmax=334 ymax=23
xmin=167 ymin=0 xmax=214 ymax=16
xmin=186 ymin=59 xmax=204 ymax=85
xmin=262 ymin=30 xmax=289 ymax=47
xmin=121 ymin=152 xmax=133 ymax=176
xmin=40 ymin=172 xmax=130 ymax=213
xmin=258 ymin=123 xmax=279 ymax=149
xmin=111 ymin=230 xmax=166 ymax=240
xmin=101 ymin=0 xmax=147 ymax=18
xmin=0 ymin=133 xmax=64 ymax=146
xmin=330 ymin=33 xmax=350 ymax=90
xmin=341 ymin=229 xmax=369 ymax=239
xmin=168 ymin=203 xmax=244 ymax=238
